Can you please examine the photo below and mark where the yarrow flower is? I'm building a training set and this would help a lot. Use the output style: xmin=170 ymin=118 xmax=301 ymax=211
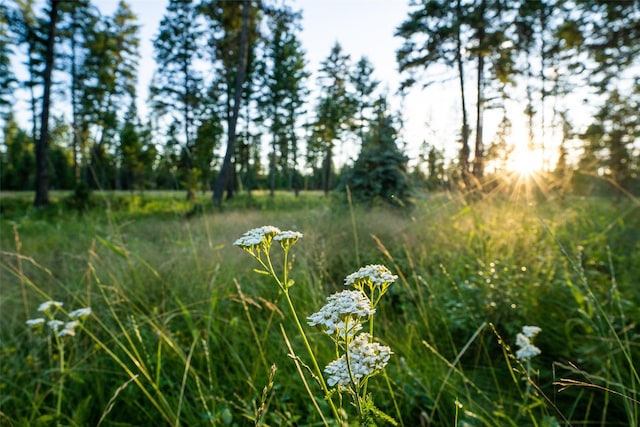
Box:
xmin=69 ymin=307 xmax=92 ymax=319
xmin=516 ymin=325 xmax=541 ymax=361
xmin=324 ymin=333 xmax=392 ymax=387
xmin=37 ymin=300 xmax=64 ymax=313
xmin=307 ymin=290 xmax=375 ymax=337
xmin=47 ymin=320 xmax=65 ymax=333
xmin=28 ymin=301 xmax=92 ymax=338
xmin=26 ymin=318 xmax=46 ymax=328
xmin=57 ymin=321 xmax=80 ymax=337
xmin=344 ymin=264 xmax=398 ymax=290
xmin=273 ymin=230 xmax=303 ymax=249
xmin=522 ymin=325 xmax=541 ymax=339
xmin=233 ymin=226 xmax=282 ymax=253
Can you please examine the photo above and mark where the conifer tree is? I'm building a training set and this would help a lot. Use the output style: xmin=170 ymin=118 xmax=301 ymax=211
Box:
xmin=151 ymin=0 xmax=206 ymax=199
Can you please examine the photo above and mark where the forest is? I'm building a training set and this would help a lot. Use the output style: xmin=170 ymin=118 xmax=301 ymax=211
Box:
xmin=0 ymin=0 xmax=638 ymax=206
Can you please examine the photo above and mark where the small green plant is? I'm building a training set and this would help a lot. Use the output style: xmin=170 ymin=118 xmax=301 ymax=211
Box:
xmin=234 ymin=226 xmax=398 ymax=425
xmin=25 ymin=300 xmax=92 ymax=424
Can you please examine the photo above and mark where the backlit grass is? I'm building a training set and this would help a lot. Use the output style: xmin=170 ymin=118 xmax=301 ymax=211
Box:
xmin=1 ymin=191 xmax=638 ymax=426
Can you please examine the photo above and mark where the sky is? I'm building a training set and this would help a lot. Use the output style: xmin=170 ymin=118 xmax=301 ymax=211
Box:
xmin=95 ymin=0 xmax=461 ymax=165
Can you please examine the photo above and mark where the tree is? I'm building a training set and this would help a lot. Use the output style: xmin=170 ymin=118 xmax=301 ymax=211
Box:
xmin=258 ymin=5 xmax=308 ymax=197
xmin=308 ymin=42 xmax=355 ymax=196
xmin=34 ymin=0 xmax=59 ymax=207
xmin=344 ymin=96 xmax=411 ymax=207
xmin=1 ymin=113 xmax=35 ymax=190
xmin=579 ymin=88 xmax=640 ymax=195
xmin=397 ymin=0 xmax=519 ymax=186
xmin=201 ymin=0 xmax=257 ymax=206
xmin=151 ymin=0 xmax=206 ymax=199
xmin=0 ymin=3 xmax=17 ymax=116
xmin=350 ymin=56 xmax=379 ymax=143
xmin=396 ymin=0 xmax=472 ymax=187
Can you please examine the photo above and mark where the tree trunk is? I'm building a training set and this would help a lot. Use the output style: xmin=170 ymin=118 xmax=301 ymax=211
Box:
xmin=212 ymin=0 xmax=250 ymax=207
xmin=34 ymin=0 xmax=60 ymax=207
xmin=322 ymin=144 xmax=332 ymax=197
xmin=472 ymin=0 xmax=485 ymax=181
xmin=455 ymin=0 xmax=471 ymax=188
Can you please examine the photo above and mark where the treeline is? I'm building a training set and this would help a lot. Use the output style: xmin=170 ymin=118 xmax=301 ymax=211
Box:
xmin=0 ymin=0 xmax=639 ymax=207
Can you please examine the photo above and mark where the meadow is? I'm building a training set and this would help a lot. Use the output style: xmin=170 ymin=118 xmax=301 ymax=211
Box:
xmin=0 ymin=190 xmax=638 ymax=426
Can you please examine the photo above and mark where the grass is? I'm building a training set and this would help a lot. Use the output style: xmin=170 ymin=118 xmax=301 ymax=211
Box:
xmin=0 ymin=189 xmax=639 ymax=426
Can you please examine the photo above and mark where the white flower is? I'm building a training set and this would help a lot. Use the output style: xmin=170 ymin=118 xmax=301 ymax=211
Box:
xmin=515 ymin=325 xmax=542 ymax=361
xmin=69 ymin=307 xmax=92 ymax=319
xmin=273 ymin=230 xmax=303 ymax=250
xmin=344 ymin=265 xmax=398 ymax=289
xmin=307 ymin=290 xmax=375 ymax=337
xmin=522 ymin=325 xmax=541 ymax=339
xmin=273 ymin=230 xmax=303 ymax=241
xmin=37 ymin=300 xmax=63 ymax=313
xmin=26 ymin=318 xmax=46 ymax=327
xmin=57 ymin=321 xmax=80 ymax=337
xmin=47 ymin=320 xmax=65 ymax=332
xmin=324 ymin=333 xmax=392 ymax=387
xmin=233 ymin=226 xmax=282 ymax=251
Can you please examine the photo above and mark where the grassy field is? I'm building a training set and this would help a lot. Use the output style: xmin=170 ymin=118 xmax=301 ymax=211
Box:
xmin=1 ymin=190 xmax=639 ymax=426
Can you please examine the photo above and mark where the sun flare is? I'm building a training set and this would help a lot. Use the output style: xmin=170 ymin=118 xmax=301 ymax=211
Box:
xmin=507 ymin=148 xmax=544 ymax=177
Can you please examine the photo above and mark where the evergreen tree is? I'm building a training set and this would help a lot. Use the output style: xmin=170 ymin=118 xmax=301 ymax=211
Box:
xmin=1 ymin=112 xmax=35 ymax=190
xmin=258 ymin=5 xmax=308 ymax=197
xmin=350 ymin=56 xmax=379 ymax=143
xmin=345 ymin=97 xmax=411 ymax=207
xmin=200 ymin=0 xmax=258 ymax=205
xmin=151 ymin=0 xmax=206 ymax=199
xmin=34 ymin=0 xmax=59 ymax=207
xmin=308 ymin=42 xmax=355 ymax=196
xmin=0 ymin=3 xmax=16 ymax=117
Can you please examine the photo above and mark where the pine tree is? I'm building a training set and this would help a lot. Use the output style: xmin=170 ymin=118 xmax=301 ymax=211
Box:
xmin=308 ymin=42 xmax=355 ymax=196
xmin=151 ymin=0 xmax=206 ymax=199
xmin=345 ymin=97 xmax=411 ymax=207
xmin=258 ymin=5 xmax=308 ymax=197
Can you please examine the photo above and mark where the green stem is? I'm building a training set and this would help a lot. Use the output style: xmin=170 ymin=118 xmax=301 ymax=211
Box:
xmin=256 ymin=249 xmax=342 ymax=423
xmin=282 ymin=289 xmax=342 ymax=422
xmin=56 ymin=338 xmax=64 ymax=426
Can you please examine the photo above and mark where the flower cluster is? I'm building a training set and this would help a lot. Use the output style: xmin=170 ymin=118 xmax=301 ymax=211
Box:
xmin=233 ymin=226 xmax=303 ymax=255
xmin=344 ymin=264 xmax=398 ymax=290
xmin=515 ymin=325 xmax=541 ymax=361
xmin=308 ymin=265 xmax=395 ymax=391
xmin=26 ymin=300 xmax=91 ymax=338
xmin=324 ymin=333 xmax=392 ymax=387
xmin=307 ymin=290 xmax=375 ymax=337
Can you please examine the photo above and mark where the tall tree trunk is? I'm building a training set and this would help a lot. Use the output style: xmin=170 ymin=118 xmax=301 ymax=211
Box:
xmin=184 ymin=53 xmax=195 ymax=200
xmin=34 ymin=0 xmax=59 ymax=207
xmin=472 ymin=0 xmax=485 ymax=181
xmin=212 ymin=0 xmax=250 ymax=207
xmin=322 ymin=144 xmax=332 ymax=197
xmin=455 ymin=0 xmax=471 ymax=188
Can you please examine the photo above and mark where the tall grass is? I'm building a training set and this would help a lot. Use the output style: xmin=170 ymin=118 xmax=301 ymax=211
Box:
xmin=0 ymin=190 xmax=638 ymax=426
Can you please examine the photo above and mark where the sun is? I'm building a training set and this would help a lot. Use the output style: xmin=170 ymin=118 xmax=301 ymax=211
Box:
xmin=507 ymin=147 xmax=544 ymax=177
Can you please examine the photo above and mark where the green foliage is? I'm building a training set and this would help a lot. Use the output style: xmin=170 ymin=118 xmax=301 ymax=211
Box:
xmin=344 ymin=98 xmax=412 ymax=207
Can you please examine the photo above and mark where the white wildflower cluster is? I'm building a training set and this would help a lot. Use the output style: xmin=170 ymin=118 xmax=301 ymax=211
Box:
xmin=26 ymin=300 xmax=91 ymax=338
xmin=344 ymin=264 xmax=398 ymax=290
xmin=308 ymin=265 xmax=396 ymax=391
xmin=234 ymin=226 xmax=303 ymax=254
xmin=324 ymin=333 xmax=392 ymax=387
xmin=307 ymin=290 xmax=375 ymax=337
xmin=515 ymin=325 xmax=541 ymax=361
